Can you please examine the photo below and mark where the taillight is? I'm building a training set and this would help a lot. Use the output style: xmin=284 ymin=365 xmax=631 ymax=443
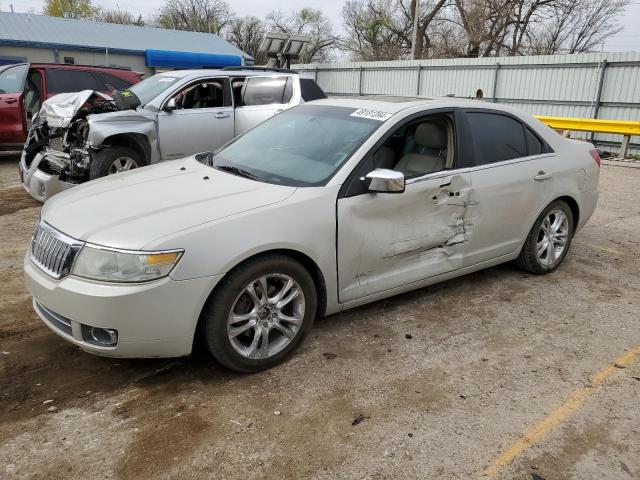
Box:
xmin=589 ymin=149 xmax=601 ymax=167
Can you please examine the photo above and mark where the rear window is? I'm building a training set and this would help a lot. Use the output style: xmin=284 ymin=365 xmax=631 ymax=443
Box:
xmin=467 ymin=112 xmax=527 ymax=165
xmin=242 ymin=76 xmax=291 ymax=106
xmin=95 ymin=72 xmax=133 ymax=92
xmin=300 ymin=78 xmax=326 ymax=101
xmin=46 ymin=69 xmax=100 ymax=94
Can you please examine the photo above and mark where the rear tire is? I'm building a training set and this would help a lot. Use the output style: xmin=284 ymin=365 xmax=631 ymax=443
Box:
xmin=516 ymin=200 xmax=574 ymax=274
xmin=202 ymin=254 xmax=317 ymax=373
xmin=89 ymin=145 xmax=146 ymax=180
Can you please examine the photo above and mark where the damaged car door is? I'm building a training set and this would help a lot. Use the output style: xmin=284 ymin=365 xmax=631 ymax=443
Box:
xmin=157 ymin=77 xmax=234 ymax=159
xmin=337 ymin=113 xmax=472 ymax=303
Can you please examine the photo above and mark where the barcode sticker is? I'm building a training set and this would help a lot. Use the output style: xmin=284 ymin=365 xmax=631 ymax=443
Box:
xmin=350 ymin=109 xmax=393 ymax=121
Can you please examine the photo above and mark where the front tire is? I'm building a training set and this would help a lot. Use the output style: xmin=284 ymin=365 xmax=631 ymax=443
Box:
xmin=89 ymin=145 xmax=145 ymax=180
xmin=516 ymin=200 xmax=574 ymax=274
xmin=202 ymin=254 xmax=317 ymax=373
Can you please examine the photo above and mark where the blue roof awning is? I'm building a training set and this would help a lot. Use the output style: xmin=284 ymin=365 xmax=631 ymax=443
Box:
xmin=145 ymin=49 xmax=242 ymax=69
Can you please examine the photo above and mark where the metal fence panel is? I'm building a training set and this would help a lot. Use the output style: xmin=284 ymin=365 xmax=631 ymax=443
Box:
xmin=295 ymin=52 xmax=640 ymax=154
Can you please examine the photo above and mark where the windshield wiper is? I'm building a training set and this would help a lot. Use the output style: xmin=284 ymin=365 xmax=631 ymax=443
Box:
xmin=215 ymin=164 xmax=260 ymax=181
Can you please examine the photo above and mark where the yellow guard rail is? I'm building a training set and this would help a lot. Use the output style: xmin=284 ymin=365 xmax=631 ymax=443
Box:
xmin=534 ymin=115 xmax=640 ymax=157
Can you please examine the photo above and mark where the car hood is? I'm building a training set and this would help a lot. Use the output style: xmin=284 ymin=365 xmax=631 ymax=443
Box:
xmin=40 ymin=90 xmax=113 ymax=128
xmin=41 ymin=156 xmax=297 ymax=249
xmin=88 ymin=107 xmax=156 ymax=125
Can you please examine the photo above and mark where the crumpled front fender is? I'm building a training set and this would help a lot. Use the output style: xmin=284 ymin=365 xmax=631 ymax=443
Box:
xmin=87 ymin=110 xmax=160 ymax=163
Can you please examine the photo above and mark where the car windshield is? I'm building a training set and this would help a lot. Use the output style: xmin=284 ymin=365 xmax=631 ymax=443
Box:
xmin=126 ymin=74 xmax=180 ymax=105
xmin=0 ymin=64 xmax=28 ymax=94
xmin=210 ymin=104 xmax=385 ymax=186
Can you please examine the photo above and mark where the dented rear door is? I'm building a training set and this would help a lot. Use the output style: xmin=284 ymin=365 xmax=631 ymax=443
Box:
xmin=337 ymin=170 xmax=472 ymax=303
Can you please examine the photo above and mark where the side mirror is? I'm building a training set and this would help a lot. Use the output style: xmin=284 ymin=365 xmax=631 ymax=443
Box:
xmin=362 ymin=168 xmax=405 ymax=194
xmin=164 ymin=98 xmax=177 ymax=112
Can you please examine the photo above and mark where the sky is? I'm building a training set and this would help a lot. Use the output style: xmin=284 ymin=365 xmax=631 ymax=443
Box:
xmin=3 ymin=0 xmax=640 ymax=52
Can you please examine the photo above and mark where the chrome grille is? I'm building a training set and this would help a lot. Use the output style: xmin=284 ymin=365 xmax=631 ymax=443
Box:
xmin=31 ymin=221 xmax=83 ymax=279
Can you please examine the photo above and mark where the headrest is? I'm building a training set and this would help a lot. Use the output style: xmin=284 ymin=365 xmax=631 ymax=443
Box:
xmin=415 ymin=121 xmax=448 ymax=149
xmin=373 ymin=146 xmax=394 ymax=164
xmin=193 ymin=85 xmax=206 ymax=100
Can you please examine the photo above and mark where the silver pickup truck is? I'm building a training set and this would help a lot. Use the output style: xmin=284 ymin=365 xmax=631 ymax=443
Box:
xmin=20 ymin=67 xmax=326 ymax=202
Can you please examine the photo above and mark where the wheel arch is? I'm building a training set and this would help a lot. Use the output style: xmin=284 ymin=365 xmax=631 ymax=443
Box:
xmin=100 ymin=133 xmax=151 ymax=164
xmin=555 ymin=195 xmax=580 ymax=234
xmin=192 ymin=248 xmax=328 ymax=352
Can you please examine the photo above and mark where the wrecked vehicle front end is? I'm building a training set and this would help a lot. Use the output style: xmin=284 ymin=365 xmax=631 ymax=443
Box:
xmin=19 ymin=89 xmax=139 ymax=202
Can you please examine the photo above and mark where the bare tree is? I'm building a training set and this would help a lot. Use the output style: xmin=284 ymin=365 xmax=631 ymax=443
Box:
xmin=226 ymin=16 xmax=267 ymax=64
xmin=341 ymin=0 xmax=450 ymax=60
xmin=385 ymin=0 xmax=450 ymax=58
xmin=95 ymin=9 xmax=144 ymax=25
xmin=267 ymin=9 xmax=337 ymax=63
xmin=155 ymin=0 xmax=234 ymax=34
xmin=444 ymin=0 xmax=629 ymax=57
xmin=530 ymin=0 xmax=629 ymax=54
xmin=341 ymin=0 xmax=405 ymax=60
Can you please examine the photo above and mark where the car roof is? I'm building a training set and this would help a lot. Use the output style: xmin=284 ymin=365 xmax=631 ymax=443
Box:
xmin=308 ymin=96 xmax=531 ymax=116
xmin=1 ymin=62 xmax=142 ymax=78
xmin=155 ymin=69 xmax=298 ymax=79
xmin=30 ymin=63 xmax=140 ymax=74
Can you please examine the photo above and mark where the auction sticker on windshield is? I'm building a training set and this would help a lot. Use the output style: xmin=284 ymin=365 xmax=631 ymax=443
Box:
xmin=350 ymin=109 xmax=393 ymax=121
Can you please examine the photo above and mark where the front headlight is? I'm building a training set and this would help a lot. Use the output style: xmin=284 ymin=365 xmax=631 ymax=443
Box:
xmin=71 ymin=245 xmax=183 ymax=283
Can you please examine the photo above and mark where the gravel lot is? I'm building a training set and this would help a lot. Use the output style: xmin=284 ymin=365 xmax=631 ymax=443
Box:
xmin=1 ymin=158 xmax=639 ymax=479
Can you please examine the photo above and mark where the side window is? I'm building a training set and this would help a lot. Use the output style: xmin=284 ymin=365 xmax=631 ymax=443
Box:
xmin=300 ymin=78 xmax=327 ymax=101
xmin=525 ymin=128 xmax=545 ymax=156
xmin=95 ymin=72 xmax=133 ymax=92
xmin=241 ymin=76 xmax=289 ymax=106
xmin=344 ymin=115 xmax=455 ymax=197
xmin=0 ymin=63 xmax=28 ymax=93
xmin=46 ymin=69 xmax=100 ymax=94
xmin=467 ymin=112 xmax=527 ymax=165
xmin=171 ymin=79 xmax=230 ymax=110
xmin=230 ymin=77 xmax=245 ymax=106
xmin=283 ymin=77 xmax=293 ymax=104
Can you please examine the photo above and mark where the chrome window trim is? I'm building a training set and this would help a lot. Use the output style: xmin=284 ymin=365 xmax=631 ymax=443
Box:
xmin=404 ymin=153 xmax=557 ymax=185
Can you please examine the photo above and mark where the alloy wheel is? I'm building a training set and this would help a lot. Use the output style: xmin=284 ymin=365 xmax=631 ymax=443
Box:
xmin=227 ymin=274 xmax=305 ymax=359
xmin=108 ymin=156 xmax=138 ymax=174
xmin=536 ymin=209 xmax=569 ymax=266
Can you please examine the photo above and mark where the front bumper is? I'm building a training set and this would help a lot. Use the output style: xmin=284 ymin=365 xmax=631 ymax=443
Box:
xmin=24 ymin=253 xmax=223 ymax=358
xmin=19 ymin=150 xmax=76 ymax=203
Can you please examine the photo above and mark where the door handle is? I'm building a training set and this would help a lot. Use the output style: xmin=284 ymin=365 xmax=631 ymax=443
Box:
xmin=215 ymin=112 xmax=230 ymax=119
xmin=5 ymin=98 xmax=17 ymax=104
xmin=273 ymin=108 xmax=284 ymax=115
xmin=534 ymin=171 xmax=552 ymax=181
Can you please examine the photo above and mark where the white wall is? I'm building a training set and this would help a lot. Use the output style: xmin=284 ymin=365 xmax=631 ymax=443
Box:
xmin=0 ymin=45 xmax=151 ymax=75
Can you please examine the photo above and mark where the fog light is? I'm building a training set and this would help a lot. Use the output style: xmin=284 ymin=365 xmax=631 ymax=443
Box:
xmin=89 ymin=327 xmax=118 ymax=346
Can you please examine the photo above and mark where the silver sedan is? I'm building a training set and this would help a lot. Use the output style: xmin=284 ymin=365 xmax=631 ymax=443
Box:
xmin=24 ymin=97 xmax=600 ymax=372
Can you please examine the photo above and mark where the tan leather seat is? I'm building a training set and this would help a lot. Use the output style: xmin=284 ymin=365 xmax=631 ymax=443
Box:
xmin=395 ymin=121 xmax=448 ymax=177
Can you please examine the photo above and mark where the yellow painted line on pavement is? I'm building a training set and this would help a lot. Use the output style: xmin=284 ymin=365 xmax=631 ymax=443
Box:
xmin=587 ymin=243 xmax=624 ymax=255
xmin=483 ymin=345 xmax=640 ymax=477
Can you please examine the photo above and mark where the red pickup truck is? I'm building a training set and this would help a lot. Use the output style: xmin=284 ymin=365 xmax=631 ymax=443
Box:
xmin=0 ymin=63 xmax=143 ymax=153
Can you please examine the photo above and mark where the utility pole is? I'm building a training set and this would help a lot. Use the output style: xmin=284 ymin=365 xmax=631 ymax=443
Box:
xmin=410 ymin=0 xmax=420 ymax=60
